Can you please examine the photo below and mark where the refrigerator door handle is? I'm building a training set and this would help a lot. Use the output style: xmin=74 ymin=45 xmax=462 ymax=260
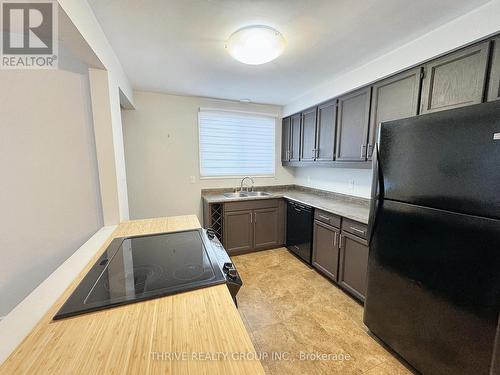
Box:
xmin=367 ymin=142 xmax=382 ymax=243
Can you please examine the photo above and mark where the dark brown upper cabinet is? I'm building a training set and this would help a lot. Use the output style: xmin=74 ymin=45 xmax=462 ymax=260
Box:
xmin=487 ymin=37 xmax=500 ymax=102
xmin=300 ymin=107 xmax=318 ymax=161
xmin=336 ymin=87 xmax=372 ymax=161
xmin=281 ymin=117 xmax=291 ymax=162
xmin=290 ymin=114 xmax=301 ymax=162
xmin=420 ymin=41 xmax=490 ymax=114
xmin=316 ymin=100 xmax=337 ymax=161
xmin=367 ymin=67 xmax=422 ymax=160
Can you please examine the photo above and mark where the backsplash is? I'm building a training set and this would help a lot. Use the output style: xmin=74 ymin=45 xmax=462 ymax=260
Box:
xmin=293 ymin=167 xmax=372 ymax=198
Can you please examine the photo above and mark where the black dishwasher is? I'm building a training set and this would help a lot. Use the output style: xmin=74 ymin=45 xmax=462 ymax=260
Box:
xmin=286 ymin=200 xmax=313 ymax=264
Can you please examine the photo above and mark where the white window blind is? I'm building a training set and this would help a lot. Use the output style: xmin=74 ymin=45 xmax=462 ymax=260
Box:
xmin=198 ymin=109 xmax=276 ymax=177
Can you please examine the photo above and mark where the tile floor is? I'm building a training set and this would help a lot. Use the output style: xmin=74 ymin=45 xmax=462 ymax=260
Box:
xmin=233 ymin=247 xmax=415 ymax=375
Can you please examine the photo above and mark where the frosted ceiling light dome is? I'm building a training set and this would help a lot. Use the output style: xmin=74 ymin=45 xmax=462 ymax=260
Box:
xmin=226 ymin=25 xmax=286 ymax=65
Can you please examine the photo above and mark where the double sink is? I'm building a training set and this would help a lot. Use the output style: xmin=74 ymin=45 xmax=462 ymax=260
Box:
xmin=223 ymin=191 xmax=273 ymax=199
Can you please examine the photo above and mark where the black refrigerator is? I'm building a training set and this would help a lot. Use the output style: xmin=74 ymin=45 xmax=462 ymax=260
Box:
xmin=364 ymin=101 xmax=500 ymax=375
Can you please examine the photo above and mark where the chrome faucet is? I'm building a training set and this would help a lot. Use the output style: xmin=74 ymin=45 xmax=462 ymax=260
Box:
xmin=239 ymin=176 xmax=255 ymax=192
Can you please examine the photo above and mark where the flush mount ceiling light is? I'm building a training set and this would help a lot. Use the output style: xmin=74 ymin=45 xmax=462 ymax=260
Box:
xmin=226 ymin=25 xmax=286 ymax=65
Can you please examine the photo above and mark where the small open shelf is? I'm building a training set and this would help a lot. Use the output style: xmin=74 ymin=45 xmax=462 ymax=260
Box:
xmin=209 ymin=203 xmax=223 ymax=243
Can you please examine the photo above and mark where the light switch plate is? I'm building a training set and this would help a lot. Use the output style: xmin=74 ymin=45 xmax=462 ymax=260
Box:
xmin=494 ymin=133 xmax=500 ymax=141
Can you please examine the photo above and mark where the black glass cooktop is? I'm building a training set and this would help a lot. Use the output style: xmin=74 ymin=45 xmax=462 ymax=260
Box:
xmin=54 ymin=230 xmax=226 ymax=320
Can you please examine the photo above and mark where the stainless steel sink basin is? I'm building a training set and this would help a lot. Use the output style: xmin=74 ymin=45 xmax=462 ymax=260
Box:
xmin=223 ymin=192 xmax=249 ymax=198
xmin=222 ymin=191 xmax=272 ymax=198
xmin=245 ymin=191 xmax=272 ymax=197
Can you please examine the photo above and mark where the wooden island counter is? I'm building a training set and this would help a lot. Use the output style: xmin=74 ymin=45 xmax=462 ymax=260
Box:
xmin=0 ymin=216 xmax=265 ymax=375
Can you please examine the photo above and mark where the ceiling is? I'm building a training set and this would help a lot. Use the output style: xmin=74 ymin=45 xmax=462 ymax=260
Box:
xmin=88 ymin=0 xmax=490 ymax=105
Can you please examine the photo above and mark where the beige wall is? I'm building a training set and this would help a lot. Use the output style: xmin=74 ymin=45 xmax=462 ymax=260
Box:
xmin=122 ymin=91 xmax=295 ymax=221
xmin=0 ymin=62 xmax=103 ymax=316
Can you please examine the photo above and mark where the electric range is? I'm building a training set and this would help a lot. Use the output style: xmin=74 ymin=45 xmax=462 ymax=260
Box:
xmin=54 ymin=228 xmax=242 ymax=320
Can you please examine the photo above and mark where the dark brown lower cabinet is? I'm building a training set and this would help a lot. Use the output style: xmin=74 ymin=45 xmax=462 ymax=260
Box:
xmin=339 ymin=231 xmax=369 ymax=302
xmin=223 ymin=199 xmax=284 ymax=255
xmin=223 ymin=210 xmax=253 ymax=254
xmin=312 ymin=220 xmax=340 ymax=281
xmin=254 ymin=207 xmax=280 ymax=250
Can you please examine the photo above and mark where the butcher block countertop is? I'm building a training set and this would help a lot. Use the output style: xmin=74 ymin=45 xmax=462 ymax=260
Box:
xmin=0 ymin=216 xmax=265 ymax=375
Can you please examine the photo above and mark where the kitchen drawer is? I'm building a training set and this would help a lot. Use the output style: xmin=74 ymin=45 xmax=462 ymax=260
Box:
xmin=342 ymin=218 xmax=368 ymax=239
xmin=224 ymin=198 xmax=279 ymax=212
xmin=314 ymin=209 xmax=341 ymax=228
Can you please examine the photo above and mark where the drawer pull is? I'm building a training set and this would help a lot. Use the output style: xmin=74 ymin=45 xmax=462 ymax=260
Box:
xmin=318 ymin=214 xmax=331 ymax=221
xmin=350 ymin=226 xmax=366 ymax=235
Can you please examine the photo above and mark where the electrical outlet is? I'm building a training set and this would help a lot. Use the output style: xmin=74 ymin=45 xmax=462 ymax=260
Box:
xmin=348 ymin=179 xmax=355 ymax=190
xmin=189 ymin=176 xmax=196 ymax=184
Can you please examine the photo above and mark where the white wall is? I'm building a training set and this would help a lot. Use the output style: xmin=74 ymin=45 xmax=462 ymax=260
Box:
xmin=0 ymin=53 xmax=103 ymax=316
xmin=88 ymin=69 xmax=121 ymax=225
xmin=293 ymin=168 xmax=372 ymax=198
xmin=57 ymin=0 xmax=134 ymax=106
xmin=107 ymin=74 xmax=130 ymax=221
xmin=122 ymin=91 xmax=295 ymax=221
xmin=58 ymin=1 xmax=133 ymax=222
xmin=284 ymin=0 xmax=500 ymax=115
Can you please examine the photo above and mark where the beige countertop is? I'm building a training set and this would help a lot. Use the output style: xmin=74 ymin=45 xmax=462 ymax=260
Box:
xmin=0 ymin=216 xmax=264 ymax=375
xmin=203 ymin=186 xmax=371 ymax=224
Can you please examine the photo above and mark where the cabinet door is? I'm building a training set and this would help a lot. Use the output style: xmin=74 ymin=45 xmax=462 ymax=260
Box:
xmin=316 ymin=100 xmax=337 ymax=161
xmin=336 ymin=87 xmax=371 ymax=161
xmin=488 ymin=37 xmax=500 ymax=102
xmin=312 ymin=220 xmax=340 ymax=281
xmin=253 ymin=207 xmax=280 ymax=250
xmin=300 ymin=107 xmax=317 ymax=161
xmin=367 ymin=67 xmax=422 ymax=160
xmin=420 ymin=41 xmax=490 ymax=114
xmin=339 ymin=232 xmax=369 ymax=302
xmin=224 ymin=210 xmax=253 ymax=255
xmin=289 ymin=114 xmax=301 ymax=162
xmin=281 ymin=117 xmax=291 ymax=162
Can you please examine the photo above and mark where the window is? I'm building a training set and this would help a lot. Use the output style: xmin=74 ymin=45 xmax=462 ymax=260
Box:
xmin=198 ymin=109 xmax=276 ymax=177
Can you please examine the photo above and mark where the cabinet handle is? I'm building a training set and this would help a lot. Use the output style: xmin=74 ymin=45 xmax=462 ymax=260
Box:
xmin=340 ymin=235 xmax=344 ymax=249
xmin=333 ymin=232 xmax=338 ymax=248
xmin=250 ymin=213 xmax=252 ymax=224
xmin=254 ymin=212 xmax=257 ymax=223
xmin=367 ymin=144 xmax=373 ymax=158
xmin=360 ymin=144 xmax=367 ymax=159
xmin=350 ymin=227 xmax=366 ymax=235
xmin=318 ymin=214 xmax=331 ymax=222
